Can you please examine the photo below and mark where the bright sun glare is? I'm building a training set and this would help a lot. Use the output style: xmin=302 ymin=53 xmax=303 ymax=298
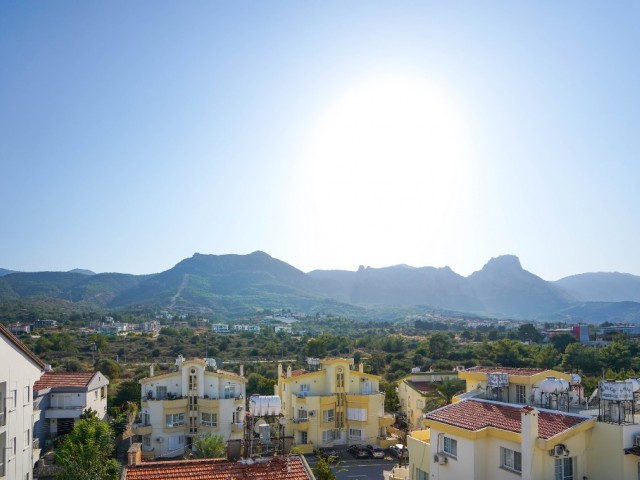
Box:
xmin=299 ymin=74 xmax=471 ymax=268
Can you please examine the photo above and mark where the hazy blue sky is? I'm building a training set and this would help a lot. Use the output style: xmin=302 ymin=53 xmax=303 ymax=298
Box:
xmin=1 ymin=2 xmax=639 ymax=280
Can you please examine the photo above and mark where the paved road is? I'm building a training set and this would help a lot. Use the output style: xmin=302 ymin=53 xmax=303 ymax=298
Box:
xmin=306 ymin=454 xmax=401 ymax=480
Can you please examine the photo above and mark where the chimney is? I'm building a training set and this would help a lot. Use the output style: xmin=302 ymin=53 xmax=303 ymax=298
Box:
xmin=127 ymin=442 xmax=142 ymax=466
xmin=359 ymin=363 xmax=364 ymax=373
xmin=287 ymin=366 xmax=292 ymax=378
xmin=150 ymin=364 xmax=154 ymax=377
xmin=240 ymin=364 xmax=244 ymax=377
xmin=278 ymin=364 xmax=283 ymax=378
xmin=520 ymin=405 xmax=539 ymax=480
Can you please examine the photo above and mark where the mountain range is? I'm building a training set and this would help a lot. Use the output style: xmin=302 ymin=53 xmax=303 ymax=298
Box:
xmin=1 ymin=252 xmax=640 ymax=322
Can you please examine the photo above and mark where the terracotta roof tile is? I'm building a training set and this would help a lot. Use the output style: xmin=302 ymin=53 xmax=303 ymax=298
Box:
xmin=406 ymin=381 xmax=438 ymax=394
xmin=124 ymin=456 xmax=313 ymax=480
xmin=34 ymin=372 xmax=97 ymax=391
xmin=463 ymin=366 xmax=546 ymax=376
xmin=424 ymin=399 xmax=590 ymax=439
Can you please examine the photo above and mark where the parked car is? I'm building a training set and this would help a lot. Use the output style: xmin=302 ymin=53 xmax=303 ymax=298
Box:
xmin=389 ymin=443 xmax=409 ymax=459
xmin=347 ymin=444 xmax=369 ymax=458
xmin=314 ymin=447 xmax=340 ymax=463
xmin=366 ymin=444 xmax=385 ymax=459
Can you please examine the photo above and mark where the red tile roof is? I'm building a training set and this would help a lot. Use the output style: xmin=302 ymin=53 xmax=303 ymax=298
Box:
xmin=463 ymin=366 xmax=546 ymax=376
xmin=0 ymin=323 xmax=45 ymax=369
xmin=424 ymin=399 xmax=590 ymax=439
xmin=34 ymin=372 xmax=97 ymax=391
xmin=407 ymin=381 xmax=438 ymax=394
xmin=124 ymin=456 xmax=313 ymax=480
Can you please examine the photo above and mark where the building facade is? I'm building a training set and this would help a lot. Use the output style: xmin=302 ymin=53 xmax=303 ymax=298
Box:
xmin=397 ymin=370 xmax=460 ymax=430
xmin=33 ymin=371 xmax=109 ymax=447
xmin=0 ymin=324 xmax=46 ymax=480
xmin=136 ymin=357 xmax=247 ymax=459
xmin=275 ymin=358 xmax=394 ymax=453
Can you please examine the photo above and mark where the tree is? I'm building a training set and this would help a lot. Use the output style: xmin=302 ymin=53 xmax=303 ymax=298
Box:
xmin=534 ymin=345 xmax=560 ymax=369
xmin=561 ymin=343 xmax=602 ymax=375
xmin=423 ymin=378 xmax=465 ymax=413
xmin=312 ymin=457 xmax=336 ymax=480
xmin=191 ymin=433 xmax=226 ymax=458
xmin=428 ymin=333 xmax=451 ymax=360
xmin=549 ymin=333 xmax=577 ymax=353
xmin=55 ymin=416 xmax=120 ymax=480
xmin=381 ymin=380 xmax=400 ymax=412
xmin=517 ymin=324 xmax=543 ymax=343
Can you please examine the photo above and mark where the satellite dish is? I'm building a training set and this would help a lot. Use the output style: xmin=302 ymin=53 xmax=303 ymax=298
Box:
xmin=254 ymin=419 xmax=268 ymax=434
xmin=278 ymin=416 xmax=288 ymax=426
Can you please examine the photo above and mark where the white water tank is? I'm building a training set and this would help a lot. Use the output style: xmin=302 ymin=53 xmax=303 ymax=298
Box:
xmin=570 ymin=374 xmax=581 ymax=385
xmin=249 ymin=395 xmax=282 ymax=416
xmin=627 ymin=378 xmax=640 ymax=393
xmin=541 ymin=377 xmax=569 ymax=394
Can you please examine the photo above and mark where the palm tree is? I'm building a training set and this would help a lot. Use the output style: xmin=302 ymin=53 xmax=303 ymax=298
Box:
xmin=423 ymin=378 xmax=465 ymax=413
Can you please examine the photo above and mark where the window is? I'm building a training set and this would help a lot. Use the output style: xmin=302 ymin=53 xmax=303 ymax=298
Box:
xmin=201 ymin=412 xmax=217 ymax=427
xmin=165 ymin=413 xmax=185 ymax=427
xmin=322 ymin=430 xmax=335 ymax=444
xmin=142 ymin=412 xmax=151 ymax=426
xmin=167 ymin=435 xmax=184 ymax=451
xmin=415 ymin=468 xmax=428 ymax=480
xmin=500 ymin=447 xmax=521 ymax=472
xmin=336 ymin=411 xmax=344 ymax=428
xmin=361 ymin=381 xmax=372 ymax=394
xmin=516 ymin=385 xmax=526 ymax=404
xmin=298 ymin=410 xmax=308 ymax=421
xmin=23 ymin=386 xmax=30 ymax=404
xmin=156 ymin=386 xmax=167 ymax=400
xmin=9 ymin=437 xmax=16 ymax=458
xmin=142 ymin=436 xmax=151 ymax=447
xmin=101 ymin=386 xmax=107 ymax=399
xmin=443 ymin=436 xmax=457 ymax=457
xmin=224 ymin=385 xmax=236 ymax=399
xmin=24 ymin=429 xmax=30 ymax=449
xmin=348 ymin=428 xmax=364 ymax=441
xmin=300 ymin=384 xmax=310 ymax=397
xmin=95 ymin=390 xmax=98 ymax=400
xmin=555 ymin=457 xmax=575 ymax=480
xmin=299 ymin=431 xmax=308 ymax=444
xmin=347 ymin=407 xmax=367 ymax=421
xmin=417 ymin=399 xmax=424 ymax=409
xmin=323 ymin=409 xmax=335 ymax=423
xmin=8 ymin=390 xmax=16 ymax=410
xmin=337 ymin=371 xmax=344 ymax=388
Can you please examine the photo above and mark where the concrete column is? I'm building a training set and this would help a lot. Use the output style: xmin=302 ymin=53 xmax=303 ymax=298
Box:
xmin=520 ymin=405 xmax=539 ymax=480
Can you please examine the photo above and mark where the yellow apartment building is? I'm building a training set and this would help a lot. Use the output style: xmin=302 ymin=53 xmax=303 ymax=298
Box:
xmin=275 ymin=358 xmax=394 ymax=453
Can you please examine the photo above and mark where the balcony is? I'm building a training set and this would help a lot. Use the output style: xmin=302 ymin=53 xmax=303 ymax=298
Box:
xmin=133 ymin=423 xmax=153 ymax=436
xmin=292 ymin=419 xmax=309 ymax=431
xmin=46 ymin=406 xmax=85 ymax=419
xmin=379 ymin=413 xmax=395 ymax=427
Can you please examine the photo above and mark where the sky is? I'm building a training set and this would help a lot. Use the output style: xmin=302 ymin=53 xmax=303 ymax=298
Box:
xmin=1 ymin=2 xmax=639 ymax=281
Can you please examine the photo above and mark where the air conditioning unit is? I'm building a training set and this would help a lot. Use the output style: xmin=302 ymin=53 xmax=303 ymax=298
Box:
xmin=634 ymin=434 xmax=640 ymax=447
xmin=553 ymin=445 xmax=566 ymax=456
xmin=156 ymin=437 xmax=164 ymax=443
xmin=308 ymin=411 xmax=316 ymax=417
xmin=438 ymin=454 xmax=448 ymax=465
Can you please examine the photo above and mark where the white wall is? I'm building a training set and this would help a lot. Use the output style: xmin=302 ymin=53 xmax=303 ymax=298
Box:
xmin=0 ymin=335 xmax=43 ymax=480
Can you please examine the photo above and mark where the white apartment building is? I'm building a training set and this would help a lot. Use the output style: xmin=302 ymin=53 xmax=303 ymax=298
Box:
xmin=136 ymin=356 xmax=247 ymax=459
xmin=33 ymin=371 xmax=109 ymax=447
xmin=0 ymin=324 xmax=46 ymax=480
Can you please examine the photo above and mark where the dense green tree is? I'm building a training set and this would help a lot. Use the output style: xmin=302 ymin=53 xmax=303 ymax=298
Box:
xmin=561 ymin=343 xmax=602 ymax=375
xmin=491 ymin=339 xmax=525 ymax=367
xmin=55 ymin=416 xmax=120 ymax=480
xmin=191 ymin=433 xmax=226 ymax=458
xmin=95 ymin=358 xmax=122 ymax=379
xmin=428 ymin=333 xmax=451 ymax=360
xmin=549 ymin=333 xmax=577 ymax=353
xmin=534 ymin=345 xmax=561 ymax=369
xmin=381 ymin=380 xmax=400 ymax=412
xmin=517 ymin=324 xmax=543 ymax=343
xmin=246 ymin=373 xmax=276 ymax=397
